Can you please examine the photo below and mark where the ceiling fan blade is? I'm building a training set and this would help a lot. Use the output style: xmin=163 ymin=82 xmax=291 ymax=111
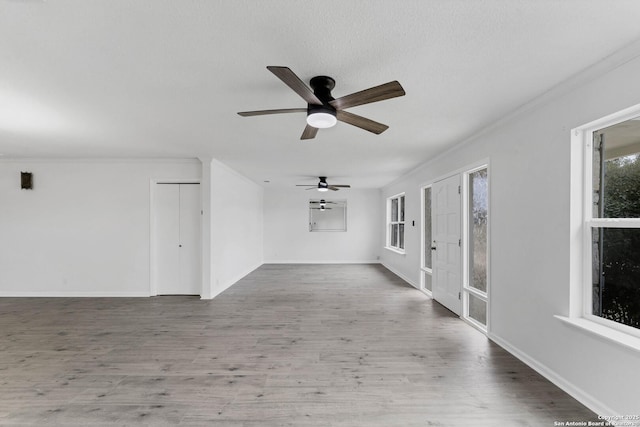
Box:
xmin=336 ymin=110 xmax=389 ymax=134
xmin=329 ymin=81 xmax=405 ymax=110
xmin=301 ymin=124 xmax=318 ymax=140
xmin=330 ymin=184 xmax=351 ymax=188
xmin=328 ymin=186 xmax=340 ymax=191
xmin=267 ymin=66 xmax=322 ymax=106
xmin=238 ymin=108 xmax=306 ymax=117
xmin=305 ymin=187 xmax=318 ymax=190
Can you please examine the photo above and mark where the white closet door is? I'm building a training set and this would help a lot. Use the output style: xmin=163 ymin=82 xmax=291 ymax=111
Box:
xmin=178 ymin=184 xmax=201 ymax=295
xmin=156 ymin=184 xmax=181 ymax=294
xmin=155 ymin=183 xmax=201 ymax=295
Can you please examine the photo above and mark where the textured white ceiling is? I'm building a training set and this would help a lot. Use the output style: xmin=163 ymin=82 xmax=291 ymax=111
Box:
xmin=2 ymin=0 xmax=640 ymax=188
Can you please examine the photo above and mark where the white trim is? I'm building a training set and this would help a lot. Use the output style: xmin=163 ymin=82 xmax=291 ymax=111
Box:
xmin=588 ymin=218 xmax=640 ymax=227
xmin=149 ymin=178 xmax=202 ymax=297
xmin=0 ymin=157 xmax=199 ymax=164
xmin=462 ymin=316 xmax=487 ymax=334
xmin=488 ymin=332 xmax=615 ymax=417
xmin=466 ymin=286 xmax=488 ymax=300
xmin=383 ymin=38 xmax=640 ymax=191
xmin=384 ymin=246 xmax=406 ymax=255
xmin=381 ymin=262 xmax=420 ymax=290
xmin=264 ymin=260 xmax=381 ymax=265
xmin=0 ymin=291 xmax=150 ymax=297
xmin=555 ymin=315 xmax=640 ymax=353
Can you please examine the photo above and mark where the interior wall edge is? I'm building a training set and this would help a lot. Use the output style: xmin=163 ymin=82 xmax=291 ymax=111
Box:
xmin=204 ymin=261 xmax=263 ymax=300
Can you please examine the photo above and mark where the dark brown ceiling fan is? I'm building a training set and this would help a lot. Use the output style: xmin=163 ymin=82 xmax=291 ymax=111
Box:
xmin=310 ymin=199 xmax=337 ymax=204
xmin=297 ymin=176 xmax=350 ymax=192
xmin=238 ymin=66 xmax=406 ymax=140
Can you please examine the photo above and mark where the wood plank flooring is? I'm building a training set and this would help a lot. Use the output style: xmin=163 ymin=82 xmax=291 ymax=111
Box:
xmin=0 ymin=264 xmax=597 ymax=426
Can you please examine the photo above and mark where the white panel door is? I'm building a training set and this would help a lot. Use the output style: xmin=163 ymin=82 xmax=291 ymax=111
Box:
xmin=432 ymin=174 xmax=461 ymax=315
xmin=155 ymin=183 xmax=201 ymax=295
xmin=178 ymin=184 xmax=201 ymax=295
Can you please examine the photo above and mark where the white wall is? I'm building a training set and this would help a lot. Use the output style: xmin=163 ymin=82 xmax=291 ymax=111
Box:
xmin=0 ymin=159 xmax=200 ymax=296
xmin=380 ymin=45 xmax=640 ymax=414
xmin=264 ymin=188 xmax=381 ymax=263
xmin=203 ymin=158 xmax=263 ymax=299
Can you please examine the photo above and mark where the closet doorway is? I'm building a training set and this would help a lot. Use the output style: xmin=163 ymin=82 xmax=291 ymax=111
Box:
xmin=151 ymin=182 xmax=201 ymax=295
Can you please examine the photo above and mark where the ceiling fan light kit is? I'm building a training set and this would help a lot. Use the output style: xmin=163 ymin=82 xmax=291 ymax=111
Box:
xmin=238 ymin=66 xmax=405 ymax=140
xmin=306 ymin=110 xmax=337 ymax=128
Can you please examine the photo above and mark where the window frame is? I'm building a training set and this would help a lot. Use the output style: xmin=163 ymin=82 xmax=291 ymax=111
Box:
xmin=462 ymin=165 xmax=490 ymax=332
xmin=569 ymin=103 xmax=640 ymax=345
xmin=386 ymin=193 xmax=406 ymax=254
xmin=420 ymin=185 xmax=433 ymax=296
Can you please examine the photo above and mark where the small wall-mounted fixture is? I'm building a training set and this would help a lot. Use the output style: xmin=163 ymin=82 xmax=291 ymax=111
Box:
xmin=21 ymin=172 xmax=33 ymax=190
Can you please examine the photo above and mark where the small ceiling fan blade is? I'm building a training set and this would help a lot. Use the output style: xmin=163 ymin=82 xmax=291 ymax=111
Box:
xmin=328 ymin=186 xmax=340 ymax=191
xmin=267 ymin=66 xmax=322 ymax=105
xmin=330 ymin=81 xmax=405 ymax=110
xmin=238 ymin=108 xmax=306 ymax=117
xmin=336 ymin=110 xmax=389 ymax=134
xmin=301 ymin=124 xmax=318 ymax=140
xmin=331 ymin=185 xmax=351 ymax=188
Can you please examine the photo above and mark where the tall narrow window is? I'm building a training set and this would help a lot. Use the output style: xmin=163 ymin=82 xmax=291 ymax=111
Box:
xmin=422 ymin=186 xmax=433 ymax=292
xmin=470 ymin=169 xmax=488 ymax=293
xmin=464 ymin=167 xmax=489 ymax=329
xmin=387 ymin=194 xmax=405 ymax=252
xmin=589 ymin=121 xmax=640 ymax=331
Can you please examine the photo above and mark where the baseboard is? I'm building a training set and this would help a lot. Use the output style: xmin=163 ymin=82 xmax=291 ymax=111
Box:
xmin=488 ymin=332 xmax=614 ymax=417
xmin=0 ymin=291 xmax=150 ymax=297
xmin=263 ymin=260 xmax=381 ymax=264
xmin=380 ymin=262 xmax=420 ymax=289
xmin=204 ymin=261 xmax=263 ymax=300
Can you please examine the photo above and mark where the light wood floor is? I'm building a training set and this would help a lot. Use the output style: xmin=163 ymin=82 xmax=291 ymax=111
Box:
xmin=0 ymin=264 xmax=596 ymax=426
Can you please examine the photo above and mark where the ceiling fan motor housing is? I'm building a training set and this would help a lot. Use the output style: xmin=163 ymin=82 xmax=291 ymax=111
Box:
xmin=307 ymin=76 xmax=337 ymax=127
xmin=318 ymin=176 xmax=329 ymax=190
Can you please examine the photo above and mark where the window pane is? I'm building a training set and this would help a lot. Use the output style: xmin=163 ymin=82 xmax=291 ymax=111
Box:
xmin=390 ymin=224 xmax=398 ymax=247
xmin=391 ymin=198 xmax=398 ymax=222
xmin=400 ymin=196 xmax=405 ymax=222
xmin=469 ymin=169 xmax=488 ymax=292
xmin=399 ymin=223 xmax=404 ymax=249
xmin=593 ymin=118 xmax=640 ymax=219
xmin=424 ymin=187 xmax=432 ymax=269
xmin=592 ymin=227 xmax=640 ymax=329
xmin=468 ymin=293 xmax=487 ymax=326
xmin=423 ymin=273 xmax=432 ymax=292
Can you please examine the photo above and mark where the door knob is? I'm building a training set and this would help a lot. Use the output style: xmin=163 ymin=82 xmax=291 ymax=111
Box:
xmin=431 ymin=246 xmax=436 ymax=250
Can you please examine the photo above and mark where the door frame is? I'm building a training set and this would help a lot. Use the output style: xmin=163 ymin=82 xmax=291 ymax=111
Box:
xmin=419 ymin=184 xmax=433 ymax=297
xmin=149 ymin=178 xmax=201 ymax=296
xmin=420 ymin=159 xmax=491 ymax=320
